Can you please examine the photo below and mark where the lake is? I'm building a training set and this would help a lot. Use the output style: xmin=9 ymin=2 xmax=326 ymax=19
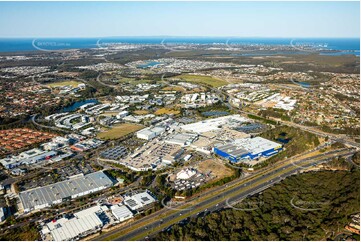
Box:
xmin=59 ymin=99 xmax=98 ymax=112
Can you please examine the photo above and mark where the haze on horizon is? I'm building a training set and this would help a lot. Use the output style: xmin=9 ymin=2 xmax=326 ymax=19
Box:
xmin=0 ymin=1 xmax=359 ymax=38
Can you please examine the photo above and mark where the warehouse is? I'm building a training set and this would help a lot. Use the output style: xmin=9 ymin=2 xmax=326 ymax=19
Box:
xmin=213 ymin=137 xmax=282 ymax=163
xmin=123 ymin=191 xmax=157 ymax=211
xmin=110 ymin=204 xmax=134 ymax=222
xmin=41 ymin=205 xmax=105 ymax=241
xmin=180 ymin=115 xmax=249 ymax=133
xmin=136 ymin=126 xmax=165 ymax=140
xmin=0 ymin=148 xmax=57 ymax=169
xmin=165 ymin=133 xmax=198 ymax=146
xmin=19 ymin=171 xmax=114 ymax=213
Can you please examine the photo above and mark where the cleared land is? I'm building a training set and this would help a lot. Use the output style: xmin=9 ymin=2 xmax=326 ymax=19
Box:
xmin=197 ymin=159 xmax=234 ymax=180
xmin=47 ymin=80 xmax=82 ymax=88
xmin=154 ymin=108 xmax=180 ymax=115
xmin=177 ymin=74 xmax=228 ymax=88
xmin=97 ymin=123 xmax=143 ymax=140
xmin=133 ymin=110 xmax=149 ymax=115
xmin=162 ymin=86 xmax=186 ymax=92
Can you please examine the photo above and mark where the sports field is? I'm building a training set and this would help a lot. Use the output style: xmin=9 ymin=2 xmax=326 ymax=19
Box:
xmin=176 ymin=74 xmax=228 ymax=88
xmin=97 ymin=123 xmax=143 ymax=140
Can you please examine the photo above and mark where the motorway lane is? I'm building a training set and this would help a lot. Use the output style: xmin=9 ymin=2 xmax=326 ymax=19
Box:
xmin=93 ymin=148 xmax=354 ymax=241
xmin=120 ymin=151 xmax=354 ymax=241
xmin=116 ymin=150 xmax=352 ymax=240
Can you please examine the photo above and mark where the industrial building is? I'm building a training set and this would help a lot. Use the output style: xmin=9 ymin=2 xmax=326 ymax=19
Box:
xmin=110 ymin=204 xmax=134 ymax=222
xmin=136 ymin=126 xmax=165 ymax=140
xmin=213 ymin=137 xmax=282 ymax=163
xmin=70 ymin=139 xmax=104 ymax=152
xmin=116 ymin=110 xmax=129 ymax=119
xmin=123 ymin=191 xmax=157 ymax=211
xmin=0 ymin=148 xmax=57 ymax=169
xmin=180 ymin=115 xmax=249 ymax=133
xmin=41 ymin=205 xmax=105 ymax=241
xmin=165 ymin=133 xmax=198 ymax=146
xmin=19 ymin=171 xmax=114 ymax=213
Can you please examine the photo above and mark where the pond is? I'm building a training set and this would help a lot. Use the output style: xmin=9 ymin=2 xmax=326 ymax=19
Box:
xmin=59 ymin=99 xmax=98 ymax=112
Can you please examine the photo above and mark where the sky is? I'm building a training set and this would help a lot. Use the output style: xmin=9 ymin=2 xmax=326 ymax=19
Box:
xmin=0 ymin=1 xmax=359 ymax=38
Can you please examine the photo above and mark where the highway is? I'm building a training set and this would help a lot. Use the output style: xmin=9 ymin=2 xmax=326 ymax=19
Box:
xmin=92 ymin=148 xmax=355 ymax=241
xmin=212 ymin=87 xmax=360 ymax=149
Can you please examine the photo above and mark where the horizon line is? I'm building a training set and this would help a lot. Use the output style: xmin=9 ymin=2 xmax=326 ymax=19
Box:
xmin=0 ymin=36 xmax=359 ymax=39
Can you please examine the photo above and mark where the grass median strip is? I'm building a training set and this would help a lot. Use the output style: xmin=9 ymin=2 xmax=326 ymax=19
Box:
xmin=130 ymin=153 xmax=340 ymax=241
xmin=100 ymin=150 xmax=348 ymax=241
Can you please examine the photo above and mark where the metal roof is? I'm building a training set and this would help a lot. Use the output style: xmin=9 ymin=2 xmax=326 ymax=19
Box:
xmin=19 ymin=171 xmax=113 ymax=211
xmin=110 ymin=205 xmax=133 ymax=221
xmin=47 ymin=206 xmax=103 ymax=241
xmin=216 ymin=137 xmax=281 ymax=158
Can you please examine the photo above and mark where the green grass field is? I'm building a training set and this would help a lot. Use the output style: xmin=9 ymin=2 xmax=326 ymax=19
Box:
xmin=176 ymin=74 xmax=228 ymax=88
xmin=97 ymin=123 xmax=143 ymax=140
xmin=47 ymin=80 xmax=82 ymax=88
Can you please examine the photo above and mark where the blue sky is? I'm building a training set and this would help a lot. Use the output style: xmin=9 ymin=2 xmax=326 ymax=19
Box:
xmin=0 ymin=1 xmax=359 ymax=38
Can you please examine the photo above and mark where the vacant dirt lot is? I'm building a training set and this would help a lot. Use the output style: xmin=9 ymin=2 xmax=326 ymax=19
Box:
xmin=197 ymin=158 xmax=234 ymax=180
xmin=154 ymin=108 xmax=180 ymax=115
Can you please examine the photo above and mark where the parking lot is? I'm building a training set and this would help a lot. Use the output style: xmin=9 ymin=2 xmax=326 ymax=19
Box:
xmin=100 ymin=146 xmax=128 ymax=160
xmin=18 ymin=161 xmax=95 ymax=191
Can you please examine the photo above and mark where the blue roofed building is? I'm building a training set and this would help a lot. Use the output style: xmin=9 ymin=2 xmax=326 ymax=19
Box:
xmin=213 ymin=137 xmax=282 ymax=163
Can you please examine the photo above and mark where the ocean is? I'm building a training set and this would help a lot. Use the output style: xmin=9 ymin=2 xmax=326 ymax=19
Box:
xmin=0 ymin=37 xmax=359 ymax=56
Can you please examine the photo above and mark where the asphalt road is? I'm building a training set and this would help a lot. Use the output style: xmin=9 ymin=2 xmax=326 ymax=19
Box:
xmin=93 ymin=148 xmax=354 ymax=241
xmin=31 ymin=114 xmax=69 ymax=133
xmin=213 ymin=87 xmax=359 ymax=149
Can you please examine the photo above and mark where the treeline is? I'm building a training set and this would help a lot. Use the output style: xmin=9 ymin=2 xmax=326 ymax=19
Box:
xmin=0 ymin=222 xmax=39 ymax=241
xmin=320 ymin=125 xmax=360 ymax=136
xmin=154 ymin=170 xmax=360 ymax=241
xmin=104 ymin=169 xmax=139 ymax=185
xmin=253 ymin=125 xmax=320 ymax=169
xmin=259 ymin=108 xmax=291 ymax=122
xmin=247 ymin=114 xmax=277 ymax=125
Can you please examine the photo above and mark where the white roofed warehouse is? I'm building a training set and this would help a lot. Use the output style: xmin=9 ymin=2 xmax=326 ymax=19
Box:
xmin=19 ymin=171 xmax=114 ymax=213
xmin=136 ymin=127 xmax=165 ymax=140
xmin=123 ymin=191 xmax=157 ymax=211
xmin=111 ymin=204 xmax=134 ymax=222
xmin=41 ymin=205 xmax=105 ymax=241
